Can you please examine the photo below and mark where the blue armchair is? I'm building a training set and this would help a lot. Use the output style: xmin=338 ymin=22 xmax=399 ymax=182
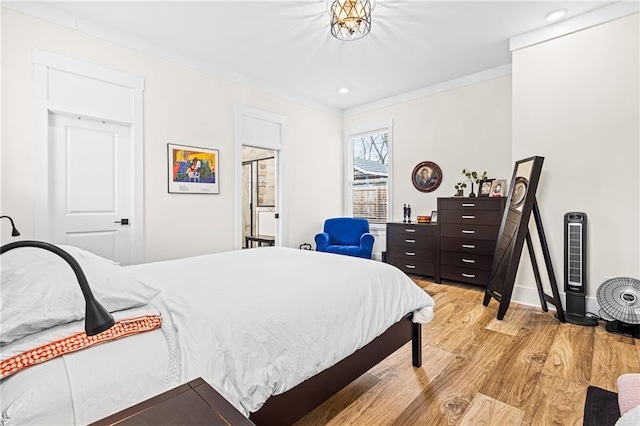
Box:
xmin=314 ymin=218 xmax=374 ymax=259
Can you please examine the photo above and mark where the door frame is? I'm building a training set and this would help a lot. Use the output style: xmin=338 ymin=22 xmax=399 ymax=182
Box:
xmin=241 ymin=160 xmax=255 ymax=242
xmin=234 ymin=105 xmax=286 ymax=250
xmin=33 ymin=49 xmax=145 ymax=264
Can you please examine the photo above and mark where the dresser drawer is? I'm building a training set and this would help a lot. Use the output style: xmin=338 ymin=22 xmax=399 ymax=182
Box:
xmin=388 ymin=232 xmax=436 ymax=249
xmin=439 ymin=224 xmax=500 ymax=240
xmin=440 ymin=264 xmax=490 ymax=286
xmin=387 ymin=245 xmax=437 ymax=260
xmin=439 ymin=198 xmax=503 ymax=211
xmin=439 ymin=237 xmax=496 ymax=256
xmin=387 ymin=223 xmax=436 ymax=237
xmin=388 ymin=257 xmax=435 ymax=277
xmin=440 ymin=251 xmax=493 ymax=270
xmin=438 ymin=209 xmax=502 ymax=226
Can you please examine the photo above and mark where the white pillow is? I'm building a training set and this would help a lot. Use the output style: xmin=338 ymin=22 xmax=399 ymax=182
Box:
xmin=0 ymin=245 xmax=161 ymax=345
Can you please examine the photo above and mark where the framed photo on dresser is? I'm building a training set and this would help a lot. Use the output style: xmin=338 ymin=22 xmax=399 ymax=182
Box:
xmin=490 ymin=179 xmax=506 ymax=197
xmin=479 ymin=179 xmax=494 ymax=197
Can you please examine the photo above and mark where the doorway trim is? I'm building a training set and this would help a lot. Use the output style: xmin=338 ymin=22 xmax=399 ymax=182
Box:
xmin=234 ymin=104 xmax=286 ymax=250
xmin=32 ymin=49 xmax=145 ymax=264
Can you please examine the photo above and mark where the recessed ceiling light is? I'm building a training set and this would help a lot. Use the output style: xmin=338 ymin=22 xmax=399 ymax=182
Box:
xmin=546 ymin=9 xmax=567 ymax=22
xmin=339 ymin=87 xmax=349 ymax=94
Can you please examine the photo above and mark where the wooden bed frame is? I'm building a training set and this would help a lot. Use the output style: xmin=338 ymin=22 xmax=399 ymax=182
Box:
xmin=249 ymin=314 xmax=422 ymax=425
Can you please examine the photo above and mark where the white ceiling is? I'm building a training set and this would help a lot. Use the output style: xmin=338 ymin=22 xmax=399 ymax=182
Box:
xmin=23 ymin=1 xmax=613 ymax=111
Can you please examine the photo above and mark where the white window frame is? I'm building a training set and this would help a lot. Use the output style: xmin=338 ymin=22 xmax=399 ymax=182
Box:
xmin=344 ymin=120 xmax=393 ymax=231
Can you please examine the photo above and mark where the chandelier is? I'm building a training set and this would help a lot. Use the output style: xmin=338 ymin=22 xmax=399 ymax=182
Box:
xmin=329 ymin=0 xmax=373 ymax=41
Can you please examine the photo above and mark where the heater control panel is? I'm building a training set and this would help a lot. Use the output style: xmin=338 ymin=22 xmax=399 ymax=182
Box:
xmin=565 ymin=212 xmax=587 ymax=294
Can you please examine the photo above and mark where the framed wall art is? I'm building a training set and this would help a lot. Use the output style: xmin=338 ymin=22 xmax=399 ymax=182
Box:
xmin=511 ymin=176 xmax=528 ymax=208
xmin=411 ymin=161 xmax=442 ymax=193
xmin=168 ymin=143 xmax=219 ymax=194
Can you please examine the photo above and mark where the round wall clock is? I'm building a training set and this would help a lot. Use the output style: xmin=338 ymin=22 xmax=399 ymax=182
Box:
xmin=412 ymin=161 xmax=442 ymax=193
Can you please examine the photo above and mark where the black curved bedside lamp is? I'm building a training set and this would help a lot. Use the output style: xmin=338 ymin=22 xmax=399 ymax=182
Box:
xmin=0 ymin=215 xmax=21 ymax=237
xmin=1 ymin=216 xmax=115 ymax=336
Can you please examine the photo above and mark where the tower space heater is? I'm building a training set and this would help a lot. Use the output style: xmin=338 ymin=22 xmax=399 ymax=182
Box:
xmin=564 ymin=212 xmax=597 ymax=326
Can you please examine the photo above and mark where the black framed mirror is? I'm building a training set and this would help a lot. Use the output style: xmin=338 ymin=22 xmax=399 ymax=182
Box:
xmin=483 ymin=156 xmax=564 ymax=321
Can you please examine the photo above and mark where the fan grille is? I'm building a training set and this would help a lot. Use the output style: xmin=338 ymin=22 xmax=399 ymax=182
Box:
xmin=597 ymin=277 xmax=640 ymax=324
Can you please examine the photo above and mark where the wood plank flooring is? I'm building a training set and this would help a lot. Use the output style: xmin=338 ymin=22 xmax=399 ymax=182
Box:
xmin=296 ymin=278 xmax=640 ymax=425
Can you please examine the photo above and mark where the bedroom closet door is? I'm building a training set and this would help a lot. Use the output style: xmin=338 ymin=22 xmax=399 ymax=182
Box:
xmin=48 ymin=113 xmax=133 ymax=265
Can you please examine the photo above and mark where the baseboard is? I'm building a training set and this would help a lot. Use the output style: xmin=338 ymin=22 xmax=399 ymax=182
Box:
xmin=511 ymin=285 xmax=601 ymax=316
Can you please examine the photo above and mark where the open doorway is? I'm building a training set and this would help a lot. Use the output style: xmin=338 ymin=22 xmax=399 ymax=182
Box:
xmin=242 ymin=146 xmax=277 ymax=248
xmin=234 ymin=104 xmax=286 ymax=250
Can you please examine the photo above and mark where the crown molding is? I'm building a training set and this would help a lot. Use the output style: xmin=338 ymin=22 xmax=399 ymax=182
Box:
xmin=510 ymin=1 xmax=640 ymax=52
xmin=343 ymin=64 xmax=512 ymax=117
xmin=2 ymin=1 xmax=343 ymax=117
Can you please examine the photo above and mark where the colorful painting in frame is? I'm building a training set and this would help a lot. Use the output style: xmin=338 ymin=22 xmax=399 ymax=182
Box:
xmin=168 ymin=143 xmax=219 ymax=194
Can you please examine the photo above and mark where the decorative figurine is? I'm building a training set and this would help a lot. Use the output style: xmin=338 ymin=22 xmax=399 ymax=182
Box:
xmin=407 ymin=204 xmax=412 ymax=223
xmin=403 ymin=204 xmax=408 ymax=223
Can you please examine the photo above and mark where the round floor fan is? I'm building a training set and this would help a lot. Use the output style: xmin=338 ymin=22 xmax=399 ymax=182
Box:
xmin=597 ymin=277 xmax=640 ymax=338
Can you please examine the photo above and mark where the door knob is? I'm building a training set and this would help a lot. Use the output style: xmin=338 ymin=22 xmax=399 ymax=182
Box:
xmin=114 ymin=218 xmax=129 ymax=225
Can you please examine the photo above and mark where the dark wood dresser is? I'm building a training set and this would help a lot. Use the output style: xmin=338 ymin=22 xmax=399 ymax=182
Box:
xmin=386 ymin=222 xmax=439 ymax=279
xmin=437 ymin=197 xmax=506 ymax=286
xmin=92 ymin=378 xmax=255 ymax=425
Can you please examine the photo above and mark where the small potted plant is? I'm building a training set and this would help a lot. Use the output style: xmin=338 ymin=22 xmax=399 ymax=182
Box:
xmin=462 ymin=168 xmax=487 ymax=197
xmin=454 ymin=182 xmax=467 ymax=197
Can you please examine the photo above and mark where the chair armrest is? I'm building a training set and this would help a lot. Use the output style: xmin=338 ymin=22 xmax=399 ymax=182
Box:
xmin=360 ymin=233 xmax=374 ymax=251
xmin=315 ymin=232 xmax=330 ymax=250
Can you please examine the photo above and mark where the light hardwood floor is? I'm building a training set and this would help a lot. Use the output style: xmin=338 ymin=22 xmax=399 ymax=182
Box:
xmin=296 ymin=277 xmax=640 ymax=425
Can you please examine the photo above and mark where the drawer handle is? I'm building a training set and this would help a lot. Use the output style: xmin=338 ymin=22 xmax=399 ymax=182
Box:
xmin=462 ymin=215 xmax=475 ymax=219
xmin=405 ymin=252 xmax=416 ymax=256
xmin=462 ymin=203 xmax=476 ymax=207
xmin=462 ymin=244 xmax=476 ymax=249
xmin=462 ymin=230 xmax=476 ymax=234
xmin=405 ymin=265 xmax=416 ymax=269
xmin=462 ymin=273 xmax=476 ymax=278
xmin=462 ymin=258 xmax=476 ymax=264
xmin=405 ymin=239 xmax=416 ymax=243
xmin=405 ymin=229 xmax=416 ymax=233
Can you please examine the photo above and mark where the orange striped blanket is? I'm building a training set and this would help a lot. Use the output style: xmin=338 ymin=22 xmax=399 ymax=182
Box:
xmin=1 ymin=315 xmax=161 ymax=379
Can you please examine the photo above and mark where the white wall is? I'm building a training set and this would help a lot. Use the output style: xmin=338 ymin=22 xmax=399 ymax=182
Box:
xmin=1 ymin=8 xmax=343 ymax=261
xmin=511 ymin=13 xmax=640 ymax=305
xmin=344 ymin=76 xmax=513 ymax=256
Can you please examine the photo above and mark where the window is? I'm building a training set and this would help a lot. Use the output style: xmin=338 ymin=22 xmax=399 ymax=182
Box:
xmin=346 ymin=123 xmax=392 ymax=225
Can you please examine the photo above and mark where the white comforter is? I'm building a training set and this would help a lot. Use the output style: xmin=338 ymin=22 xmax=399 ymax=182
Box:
xmin=126 ymin=247 xmax=434 ymax=416
xmin=1 ymin=247 xmax=434 ymax=424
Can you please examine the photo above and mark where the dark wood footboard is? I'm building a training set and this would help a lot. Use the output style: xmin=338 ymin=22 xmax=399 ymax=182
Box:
xmin=250 ymin=314 xmax=422 ymax=426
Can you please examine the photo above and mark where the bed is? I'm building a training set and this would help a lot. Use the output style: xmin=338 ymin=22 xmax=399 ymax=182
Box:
xmin=0 ymin=245 xmax=434 ymax=425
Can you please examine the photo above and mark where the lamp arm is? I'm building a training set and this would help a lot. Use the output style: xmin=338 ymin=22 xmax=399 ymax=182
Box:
xmin=0 ymin=240 xmax=115 ymax=335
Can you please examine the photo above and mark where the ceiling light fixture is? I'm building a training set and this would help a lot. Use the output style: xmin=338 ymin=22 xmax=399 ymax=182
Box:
xmin=545 ymin=9 xmax=567 ymax=22
xmin=330 ymin=0 xmax=373 ymax=41
xmin=339 ymin=87 xmax=349 ymax=94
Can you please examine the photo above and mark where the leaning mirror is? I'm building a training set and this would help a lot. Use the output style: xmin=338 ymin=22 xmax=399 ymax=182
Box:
xmin=483 ymin=156 xmax=565 ymax=321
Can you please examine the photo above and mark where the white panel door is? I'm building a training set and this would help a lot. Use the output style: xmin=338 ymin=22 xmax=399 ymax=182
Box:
xmin=48 ymin=113 xmax=132 ymax=265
